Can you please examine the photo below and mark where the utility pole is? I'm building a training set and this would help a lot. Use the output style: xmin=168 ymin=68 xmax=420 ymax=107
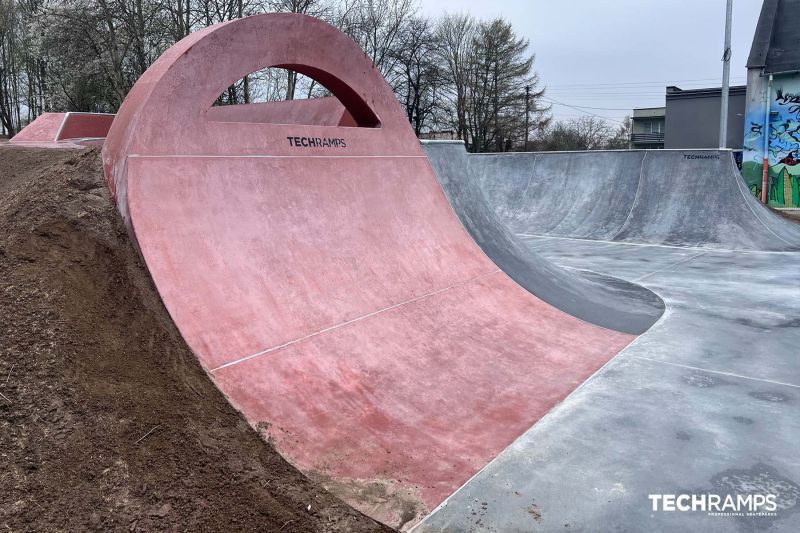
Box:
xmin=719 ymin=0 xmax=733 ymax=148
xmin=524 ymin=85 xmax=530 ymax=151
xmin=762 ymin=74 xmax=773 ymax=203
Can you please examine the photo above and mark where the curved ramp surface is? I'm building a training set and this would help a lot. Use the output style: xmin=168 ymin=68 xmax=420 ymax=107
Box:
xmin=102 ymin=14 xmax=635 ymax=529
xmin=423 ymin=141 xmax=664 ymax=335
xmin=473 ymin=149 xmax=800 ymax=251
xmin=475 ymin=150 xmax=644 ymax=240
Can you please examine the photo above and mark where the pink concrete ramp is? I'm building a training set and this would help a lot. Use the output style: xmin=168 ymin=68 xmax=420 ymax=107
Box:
xmin=102 ymin=13 xmax=634 ymax=529
xmin=11 ymin=112 xmax=114 ymax=144
xmin=9 ymin=113 xmax=66 ymax=143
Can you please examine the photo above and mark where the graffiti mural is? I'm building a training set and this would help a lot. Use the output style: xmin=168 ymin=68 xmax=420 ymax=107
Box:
xmin=741 ymin=74 xmax=800 ymax=207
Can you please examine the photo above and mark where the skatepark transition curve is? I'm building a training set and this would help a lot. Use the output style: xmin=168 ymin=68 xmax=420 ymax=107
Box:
xmin=422 ymin=140 xmax=664 ymax=335
xmin=465 ymin=147 xmax=800 ymax=251
xmin=102 ymin=13 xmax=642 ymax=529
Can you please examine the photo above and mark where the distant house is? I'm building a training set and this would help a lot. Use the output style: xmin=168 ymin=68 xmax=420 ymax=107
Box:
xmin=630 ymin=84 xmax=746 ymax=151
xmin=664 ymin=85 xmax=746 ymax=150
xmin=631 ymin=107 xmax=665 ymax=149
xmin=741 ymin=0 xmax=800 ymax=207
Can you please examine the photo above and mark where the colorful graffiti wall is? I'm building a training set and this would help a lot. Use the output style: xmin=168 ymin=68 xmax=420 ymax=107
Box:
xmin=741 ymin=72 xmax=800 ymax=207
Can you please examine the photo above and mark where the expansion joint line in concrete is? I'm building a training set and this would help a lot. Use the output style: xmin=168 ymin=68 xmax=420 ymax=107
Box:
xmin=609 ymin=151 xmax=647 ymax=240
xmin=211 ymin=269 xmax=502 ymax=372
xmin=633 ymin=251 xmax=707 ymax=282
xmin=631 ymin=355 xmax=800 ymax=389
xmin=515 ymin=153 xmax=539 ymax=212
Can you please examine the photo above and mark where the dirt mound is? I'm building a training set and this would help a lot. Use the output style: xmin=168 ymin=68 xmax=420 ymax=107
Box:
xmin=0 ymin=146 xmax=391 ymax=532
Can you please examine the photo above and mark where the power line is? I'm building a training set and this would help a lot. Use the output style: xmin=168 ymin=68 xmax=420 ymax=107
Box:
xmin=545 ymin=77 xmax=747 ymax=88
xmin=541 ymin=96 xmax=627 ymax=124
xmin=541 ymin=75 xmax=750 ymax=120
xmin=546 ymin=93 xmax=670 ymax=96
xmin=546 ymin=90 xmax=744 ymax=96
xmin=546 ymin=85 xmax=746 ymax=92
xmin=547 ymin=102 xmax=642 ymax=111
xmin=554 ymin=114 xmax=629 ymax=119
xmin=546 ymin=90 xmax=707 ymax=93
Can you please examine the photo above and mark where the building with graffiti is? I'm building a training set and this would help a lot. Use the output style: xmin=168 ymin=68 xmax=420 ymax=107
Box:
xmin=741 ymin=0 xmax=800 ymax=207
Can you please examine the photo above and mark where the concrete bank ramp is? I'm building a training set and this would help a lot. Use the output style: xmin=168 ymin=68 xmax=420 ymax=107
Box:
xmin=11 ymin=112 xmax=114 ymax=145
xmin=423 ymin=141 xmax=664 ymax=335
xmin=470 ymin=148 xmax=800 ymax=251
xmin=102 ymin=14 xmax=637 ymax=529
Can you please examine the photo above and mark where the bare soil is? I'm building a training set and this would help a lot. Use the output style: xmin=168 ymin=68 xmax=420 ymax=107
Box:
xmin=0 ymin=146 xmax=392 ymax=533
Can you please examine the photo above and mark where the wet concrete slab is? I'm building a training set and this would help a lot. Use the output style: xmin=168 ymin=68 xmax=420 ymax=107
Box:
xmin=414 ymin=238 xmax=800 ymax=532
xmin=519 ymin=235 xmax=702 ymax=280
xmin=523 ymin=237 xmax=800 ymax=386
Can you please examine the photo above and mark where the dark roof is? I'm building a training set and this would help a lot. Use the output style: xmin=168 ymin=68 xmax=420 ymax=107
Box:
xmin=666 ymin=85 xmax=747 ymax=99
xmin=747 ymin=0 xmax=800 ymax=74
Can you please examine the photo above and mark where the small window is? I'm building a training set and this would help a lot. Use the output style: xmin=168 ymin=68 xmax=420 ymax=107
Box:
xmin=649 ymin=120 xmax=664 ymax=134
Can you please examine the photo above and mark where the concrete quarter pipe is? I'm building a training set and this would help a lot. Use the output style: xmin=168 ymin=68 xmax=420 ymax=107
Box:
xmin=467 ymin=148 xmax=800 ymax=251
xmin=423 ymin=140 xmax=664 ymax=335
xmin=102 ymin=14 xmax=638 ymax=529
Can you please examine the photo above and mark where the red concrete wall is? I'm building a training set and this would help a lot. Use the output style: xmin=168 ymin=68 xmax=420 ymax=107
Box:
xmin=57 ymin=113 xmax=114 ymax=140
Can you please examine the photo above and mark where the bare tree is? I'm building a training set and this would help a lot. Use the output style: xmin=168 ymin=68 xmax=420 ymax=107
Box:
xmin=266 ymin=0 xmax=332 ymax=99
xmin=390 ymin=16 xmax=440 ymax=134
xmin=340 ymin=0 xmax=416 ymax=78
xmin=534 ymin=116 xmax=614 ymax=151
xmin=1 ymin=0 xmax=552 ymax=148
xmin=435 ymin=12 xmax=473 ymax=142
xmin=0 ymin=0 xmax=19 ymax=134
xmin=604 ymin=115 xmax=631 ymax=149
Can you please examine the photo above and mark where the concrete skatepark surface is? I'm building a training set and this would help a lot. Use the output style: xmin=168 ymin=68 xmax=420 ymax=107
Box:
xmin=101 ymin=13 xmax=638 ymax=529
xmin=4 ymin=12 xmax=798 ymax=533
xmin=418 ymin=142 xmax=800 ymax=532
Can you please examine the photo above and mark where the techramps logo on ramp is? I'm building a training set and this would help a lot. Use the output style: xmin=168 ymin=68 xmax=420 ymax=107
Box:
xmin=286 ymin=136 xmax=347 ymax=148
xmin=683 ymin=153 xmax=720 ymax=160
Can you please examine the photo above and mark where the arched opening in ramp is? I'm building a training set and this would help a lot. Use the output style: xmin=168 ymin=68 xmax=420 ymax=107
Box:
xmin=208 ymin=66 xmax=379 ymax=128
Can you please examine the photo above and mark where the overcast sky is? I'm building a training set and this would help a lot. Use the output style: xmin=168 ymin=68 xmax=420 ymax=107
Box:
xmin=418 ymin=0 xmax=763 ymax=124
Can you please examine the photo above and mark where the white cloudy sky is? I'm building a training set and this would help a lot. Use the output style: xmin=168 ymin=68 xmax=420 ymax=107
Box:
xmin=417 ymin=0 xmax=764 ymax=124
